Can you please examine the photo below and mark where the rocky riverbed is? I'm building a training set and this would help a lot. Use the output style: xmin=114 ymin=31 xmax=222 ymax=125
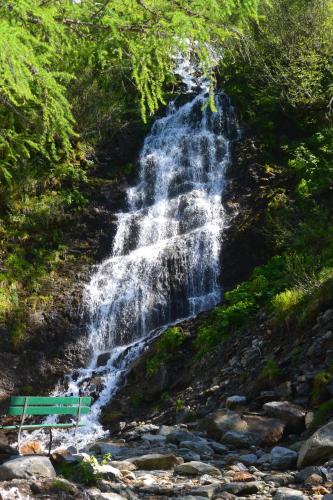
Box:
xmin=1 ymin=395 xmax=333 ymax=499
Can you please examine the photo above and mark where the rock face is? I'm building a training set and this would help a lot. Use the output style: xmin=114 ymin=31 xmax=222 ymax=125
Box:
xmin=175 ymin=460 xmax=221 ymax=476
xmin=263 ymin=401 xmax=306 ymax=433
xmin=0 ymin=456 xmax=56 ymax=480
xmin=297 ymin=422 xmax=333 ymax=468
xmin=131 ymin=454 xmax=183 ymax=470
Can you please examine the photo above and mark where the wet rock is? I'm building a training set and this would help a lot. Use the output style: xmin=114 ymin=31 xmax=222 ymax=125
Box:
xmin=226 ymin=395 xmax=247 ymax=410
xmin=270 ymin=447 xmax=298 ymax=470
xmin=96 ymin=352 xmax=111 ymax=367
xmin=273 ymin=487 xmax=306 ymax=499
xmin=131 ymin=453 xmax=183 ymax=470
xmin=221 ymin=481 xmax=263 ymax=495
xmin=175 ymin=461 xmax=221 ymax=476
xmin=263 ymin=401 xmax=306 ymax=433
xmin=297 ymin=422 xmax=333 ymax=468
xmin=0 ymin=456 xmax=56 ymax=480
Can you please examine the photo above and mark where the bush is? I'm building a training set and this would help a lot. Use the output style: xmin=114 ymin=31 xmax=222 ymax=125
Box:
xmin=146 ymin=326 xmax=186 ymax=374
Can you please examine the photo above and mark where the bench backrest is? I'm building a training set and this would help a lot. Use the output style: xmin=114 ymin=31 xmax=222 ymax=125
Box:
xmin=8 ymin=396 xmax=92 ymax=417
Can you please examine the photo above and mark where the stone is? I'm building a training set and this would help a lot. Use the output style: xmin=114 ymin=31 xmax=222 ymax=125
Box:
xmin=96 ymin=352 xmax=111 ymax=367
xmin=209 ymin=441 xmax=229 ymax=454
xmin=323 ymin=495 xmax=333 ymax=500
xmin=297 ymin=422 xmax=333 ymax=468
xmin=87 ymin=488 xmax=125 ymax=500
xmin=89 ymin=442 xmax=125 ymax=457
xmin=238 ymin=453 xmax=258 ymax=465
xmin=273 ymin=487 xmax=306 ymax=499
xmin=131 ymin=453 xmax=183 ymax=470
xmin=20 ymin=441 xmax=43 ymax=455
xmin=142 ymin=433 xmax=166 ymax=444
xmin=166 ymin=430 xmax=200 ymax=444
xmin=263 ymin=401 xmax=306 ymax=433
xmin=221 ymin=481 xmax=263 ymax=495
xmin=264 ymin=472 xmax=294 ymax=486
xmin=177 ymin=449 xmax=201 ymax=462
xmin=226 ymin=395 xmax=247 ymax=410
xmin=221 ymin=431 xmax=262 ymax=448
xmin=198 ymin=410 xmax=246 ymax=440
xmin=94 ymin=464 xmax=122 ymax=481
xmin=180 ymin=440 xmax=214 ymax=456
xmin=243 ymin=414 xmax=285 ymax=446
xmin=295 ymin=466 xmax=328 ymax=483
xmin=108 ymin=460 xmax=137 ymax=471
xmin=270 ymin=447 xmax=298 ymax=470
xmin=51 ymin=478 xmax=79 ymax=495
xmin=175 ymin=461 xmax=221 ymax=476
xmin=0 ymin=456 xmax=56 ymax=480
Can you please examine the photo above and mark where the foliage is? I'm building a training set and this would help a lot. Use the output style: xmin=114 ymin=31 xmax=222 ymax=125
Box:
xmin=312 ymin=400 xmax=333 ymax=428
xmin=312 ymin=368 xmax=333 ymax=405
xmin=56 ymin=455 xmax=100 ymax=486
xmin=258 ymin=359 xmax=280 ymax=383
xmin=146 ymin=326 xmax=186 ymax=374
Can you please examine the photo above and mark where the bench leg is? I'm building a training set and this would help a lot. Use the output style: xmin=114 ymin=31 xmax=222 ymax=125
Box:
xmin=48 ymin=428 xmax=53 ymax=456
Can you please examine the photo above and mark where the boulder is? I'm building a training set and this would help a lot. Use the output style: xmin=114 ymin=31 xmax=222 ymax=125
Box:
xmin=263 ymin=401 xmax=306 ymax=433
xmin=131 ymin=453 xmax=183 ymax=470
xmin=166 ymin=430 xmax=200 ymax=444
xmin=297 ymin=422 xmax=333 ymax=468
xmin=239 ymin=453 xmax=258 ymax=465
xmin=273 ymin=487 xmax=306 ymax=499
xmin=270 ymin=447 xmax=298 ymax=470
xmin=221 ymin=481 xmax=263 ymax=495
xmin=243 ymin=415 xmax=285 ymax=446
xmin=94 ymin=464 xmax=122 ymax=480
xmin=108 ymin=460 xmax=137 ymax=471
xmin=295 ymin=465 xmax=328 ymax=483
xmin=175 ymin=460 xmax=221 ymax=476
xmin=221 ymin=431 xmax=262 ymax=448
xmin=226 ymin=396 xmax=247 ymax=410
xmin=198 ymin=410 xmax=246 ymax=440
xmin=0 ymin=456 xmax=56 ymax=480
xmin=180 ymin=440 xmax=214 ymax=456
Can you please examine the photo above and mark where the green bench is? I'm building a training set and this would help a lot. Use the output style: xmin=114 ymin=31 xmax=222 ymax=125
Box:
xmin=0 ymin=396 xmax=92 ymax=454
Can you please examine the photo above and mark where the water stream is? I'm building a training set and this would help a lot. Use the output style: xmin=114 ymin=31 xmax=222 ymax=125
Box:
xmin=35 ymin=82 xmax=239 ymax=449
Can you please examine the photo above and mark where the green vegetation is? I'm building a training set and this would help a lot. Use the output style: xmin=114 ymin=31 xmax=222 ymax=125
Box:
xmin=0 ymin=0 xmax=264 ymax=341
xmin=194 ymin=0 xmax=333 ymax=355
xmin=56 ymin=455 xmax=100 ymax=486
xmin=312 ymin=400 xmax=333 ymax=428
xmin=258 ymin=359 xmax=280 ymax=384
xmin=146 ymin=326 xmax=186 ymax=374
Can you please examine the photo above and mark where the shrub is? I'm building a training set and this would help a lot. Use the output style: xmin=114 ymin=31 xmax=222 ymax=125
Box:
xmin=146 ymin=326 xmax=186 ymax=374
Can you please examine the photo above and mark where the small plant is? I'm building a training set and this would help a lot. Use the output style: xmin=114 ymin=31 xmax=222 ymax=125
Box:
xmin=312 ymin=399 xmax=333 ymax=428
xmin=57 ymin=455 xmax=100 ymax=486
xmin=100 ymin=452 xmax=112 ymax=465
xmin=175 ymin=399 xmax=185 ymax=412
xmin=312 ymin=371 xmax=333 ymax=405
xmin=258 ymin=359 xmax=280 ymax=383
xmin=131 ymin=392 xmax=145 ymax=407
xmin=146 ymin=326 xmax=186 ymax=375
xmin=271 ymin=288 xmax=305 ymax=323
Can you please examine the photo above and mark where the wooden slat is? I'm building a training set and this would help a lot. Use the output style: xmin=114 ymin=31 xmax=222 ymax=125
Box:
xmin=1 ymin=423 xmax=85 ymax=430
xmin=10 ymin=396 xmax=92 ymax=406
xmin=8 ymin=406 xmax=91 ymax=416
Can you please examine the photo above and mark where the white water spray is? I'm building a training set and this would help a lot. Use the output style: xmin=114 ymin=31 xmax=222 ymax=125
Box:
xmin=35 ymin=78 xmax=239 ymax=449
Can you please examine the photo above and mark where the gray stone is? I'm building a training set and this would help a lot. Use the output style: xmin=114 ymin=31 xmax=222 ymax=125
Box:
xmin=297 ymin=422 xmax=333 ymax=468
xmin=108 ymin=460 xmax=137 ymax=471
xmin=177 ymin=448 xmax=201 ymax=462
xmin=209 ymin=441 xmax=229 ymax=454
xmin=221 ymin=481 xmax=263 ymax=495
xmin=226 ymin=395 xmax=247 ymax=410
xmin=295 ymin=465 xmax=328 ymax=483
xmin=221 ymin=431 xmax=262 ymax=448
xmin=270 ymin=447 xmax=298 ymax=470
xmin=131 ymin=453 xmax=183 ymax=470
xmin=89 ymin=442 xmax=125 ymax=457
xmin=142 ymin=433 xmax=166 ymax=444
xmin=94 ymin=464 xmax=122 ymax=480
xmin=273 ymin=487 xmax=306 ymax=499
xmin=263 ymin=401 xmax=306 ymax=433
xmin=166 ymin=430 xmax=201 ymax=444
xmin=323 ymin=495 xmax=333 ymax=500
xmin=87 ymin=488 xmax=126 ymax=500
xmin=264 ymin=472 xmax=294 ymax=486
xmin=0 ymin=456 xmax=56 ymax=480
xmin=198 ymin=410 xmax=246 ymax=440
xmin=175 ymin=460 xmax=221 ymax=476
xmin=239 ymin=453 xmax=258 ymax=465
xmin=180 ymin=440 xmax=214 ymax=456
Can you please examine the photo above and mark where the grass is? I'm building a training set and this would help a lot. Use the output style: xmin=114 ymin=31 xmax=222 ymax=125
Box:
xmin=146 ymin=326 xmax=186 ymax=375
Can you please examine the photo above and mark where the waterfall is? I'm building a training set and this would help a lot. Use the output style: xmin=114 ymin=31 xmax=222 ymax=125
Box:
xmin=43 ymin=86 xmax=239 ymax=448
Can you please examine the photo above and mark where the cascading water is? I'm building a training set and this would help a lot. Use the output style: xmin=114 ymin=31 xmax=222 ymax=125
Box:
xmin=37 ymin=79 xmax=239 ymax=448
